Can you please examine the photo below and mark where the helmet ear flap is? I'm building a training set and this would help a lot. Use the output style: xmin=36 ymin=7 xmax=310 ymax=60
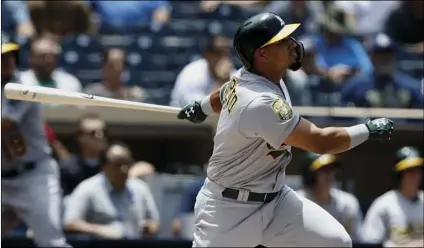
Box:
xmin=288 ymin=37 xmax=305 ymax=71
xmin=236 ymin=46 xmax=253 ymax=70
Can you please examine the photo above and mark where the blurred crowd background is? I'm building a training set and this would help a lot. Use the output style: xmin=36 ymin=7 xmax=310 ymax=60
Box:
xmin=1 ymin=0 xmax=423 ymax=247
xmin=2 ymin=0 xmax=423 ymax=108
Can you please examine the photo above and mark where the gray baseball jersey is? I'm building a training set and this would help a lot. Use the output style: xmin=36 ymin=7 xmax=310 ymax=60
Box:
xmin=361 ymin=190 xmax=424 ymax=246
xmin=1 ymin=79 xmax=69 ymax=247
xmin=296 ymin=188 xmax=363 ymax=241
xmin=193 ymin=68 xmax=352 ymax=247
xmin=207 ymin=68 xmax=300 ymax=193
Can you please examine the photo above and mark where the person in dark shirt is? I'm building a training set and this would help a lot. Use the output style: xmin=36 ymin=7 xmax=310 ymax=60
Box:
xmin=57 ymin=113 xmax=108 ymax=196
xmin=385 ymin=1 xmax=424 ymax=45
xmin=341 ymin=33 xmax=423 ymax=109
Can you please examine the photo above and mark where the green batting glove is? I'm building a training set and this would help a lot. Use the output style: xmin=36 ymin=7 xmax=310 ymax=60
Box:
xmin=365 ymin=118 xmax=394 ymax=141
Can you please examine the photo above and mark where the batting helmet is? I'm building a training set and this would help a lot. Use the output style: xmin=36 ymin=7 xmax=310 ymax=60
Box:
xmin=394 ymin=147 xmax=423 ymax=173
xmin=233 ymin=12 xmax=304 ymax=71
xmin=1 ymin=42 xmax=20 ymax=64
xmin=301 ymin=152 xmax=340 ymax=188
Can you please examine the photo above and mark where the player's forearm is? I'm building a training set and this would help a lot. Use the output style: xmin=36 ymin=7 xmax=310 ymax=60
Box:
xmin=320 ymin=124 xmax=369 ymax=154
xmin=209 ymin=88 xmax=223 ymax=113
xmin=64 ymin=220 xmax=106 ymax=235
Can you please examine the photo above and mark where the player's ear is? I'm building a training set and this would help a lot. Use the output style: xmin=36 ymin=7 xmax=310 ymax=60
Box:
xmin=255 ymin=49 xmax=267 ymax=62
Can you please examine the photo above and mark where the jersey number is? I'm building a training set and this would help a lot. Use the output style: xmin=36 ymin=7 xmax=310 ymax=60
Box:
xmin=266 ymin=143 xmax=289 ymax=160
xmin=223 ymin=78 xmax=238 ymax=113
xmin=2 ymin=125 xmax=27 ymax=160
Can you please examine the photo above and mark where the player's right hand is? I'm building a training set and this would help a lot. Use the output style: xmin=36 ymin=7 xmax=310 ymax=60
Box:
xmin=365 ymin=118 xmax=394 ymax=141
xmin=177 ymin=101 xmax=207 ymax=123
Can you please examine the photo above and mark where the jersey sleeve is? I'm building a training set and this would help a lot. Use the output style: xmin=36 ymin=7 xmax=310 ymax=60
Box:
xmin=345 ymin=195 xmax=364 ymax=241
xmin=2 ymin=99 xmax=34 ymax=122
xmin=238 ymin=94 xmax=300 ymax=149
xmin=361 ymin=198 xmax=388 ymax=243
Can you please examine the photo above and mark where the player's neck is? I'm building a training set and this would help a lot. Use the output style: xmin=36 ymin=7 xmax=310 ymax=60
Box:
xmin=398 ymin=187 xmax=419 ymax=201
xmin=313 ymin=187 xmax=331 ymax=204
xmin=252 ymin=65 xmax=283 ymax=84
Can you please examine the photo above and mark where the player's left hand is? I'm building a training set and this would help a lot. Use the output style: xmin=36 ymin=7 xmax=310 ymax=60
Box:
xmin=365 ymin=118 xmax=394 ymax=141
xmin=177 ymin=101 xmax=208 ymax=123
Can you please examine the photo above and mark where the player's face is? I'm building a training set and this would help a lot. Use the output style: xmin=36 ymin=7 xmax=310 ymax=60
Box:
xmin=402 ymin=167 xmax=423 ymax=191
xmin=315 ymin=166 xmax=335 ymax=189
xmin=261 ymin=38 xmax=297 ymax=71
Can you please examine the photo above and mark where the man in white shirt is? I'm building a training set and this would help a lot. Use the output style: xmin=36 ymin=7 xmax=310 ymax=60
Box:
xmin=333 ymin=1 xmax=400 ymax=36
xmin=170 ymin=34 xmax=235 ymax=107
xmin=20 ymin=35 xmax=82 ymax=92
xmin=84 ymin=48 xmax=146 ymax=102
xmin=362 ymin=146 xmax=423 ymax=247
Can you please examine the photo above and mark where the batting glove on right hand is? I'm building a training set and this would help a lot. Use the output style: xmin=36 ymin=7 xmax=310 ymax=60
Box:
xmin=365 ymin=118 xmax=394 ymax=141
xmin=177 ymin=101 xmax=208 ymax=123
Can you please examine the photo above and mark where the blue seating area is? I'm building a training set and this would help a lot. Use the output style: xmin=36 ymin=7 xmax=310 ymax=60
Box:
xmin=5 ymin=1 xmax=423 ymax=107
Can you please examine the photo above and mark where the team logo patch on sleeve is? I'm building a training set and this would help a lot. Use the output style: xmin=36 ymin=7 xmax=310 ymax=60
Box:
xmin=272 ymin=98 xmax=293 ymax=120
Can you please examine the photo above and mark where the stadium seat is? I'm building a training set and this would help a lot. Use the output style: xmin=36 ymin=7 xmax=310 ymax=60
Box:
xmin=159 ymin=36 xmax=200 ymax=53
xmin=60 ymin=34 xmax=104 ymax=84
xmin=170 ymin=1 xmax=203 ymax=19
xmin=395 ymin=48 xmax=424 ymax=80
xmin=136 ymin=70 xmax=178 ymax=89
xmin=167 ymin=19 xmax=209 ymax=36
xmin=16 ymin=36 xmax=32 ymax=70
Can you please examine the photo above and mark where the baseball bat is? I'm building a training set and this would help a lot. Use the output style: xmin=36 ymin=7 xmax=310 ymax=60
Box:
xmin=4 ymin=83 xmax=181 ymax=114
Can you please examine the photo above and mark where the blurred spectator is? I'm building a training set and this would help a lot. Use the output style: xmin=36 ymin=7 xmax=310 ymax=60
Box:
xmin=64 ymin=142 xmax=160 ymax=239
xmin=29 ymin=1 xmax=93 ymax=38
xmin=172 ymin=177 xmax=204 ymax=238
xmin=333 ymin=1 xmax=400 ymax=36
xmin=129 ymin=161 xmax=156 ymax=181
xmin=2 ymin=1 xmax=36 ymax=38
xmin=341 ymin=33 xmax=423 ymax=109
xmin=84 ymin=48 xmax=147 ymax=101
xmin=57 ymin=113 xmax=108 ymax=196
xmin=313 ymin=5 xmax=373 ymax=86
xmin=170 ymin=34 xmax=234 ymax=107
xmin=43 ymin=122 xmax=69 ymax=160
xmin=297 ymin=153 xmax=363 ymax=242
xmin=20 ymin=35 xmax=82 ymax=92
xmin=86 ymin=1 xmax=171 ymax=32
xmin=266 ymin=0 xmax=321 ymax=39
xmin=384 ymin=1 xmax=424 ymax=45
xmin=362 ymin=146 xmax=423 ymax=247
xmin=200 ymin=1 xmax=269 ymax=14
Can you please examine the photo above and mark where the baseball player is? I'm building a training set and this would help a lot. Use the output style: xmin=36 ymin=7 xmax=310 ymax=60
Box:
xmin=177 ymin=12 xmax=394 ymax=247
xmin=297 ymin=152 xmax=363 ymax=241
xmin=1 ymin=42 xmax=71 ymax=247
xmin=362 ymin=146 xmax=423 ymax=247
